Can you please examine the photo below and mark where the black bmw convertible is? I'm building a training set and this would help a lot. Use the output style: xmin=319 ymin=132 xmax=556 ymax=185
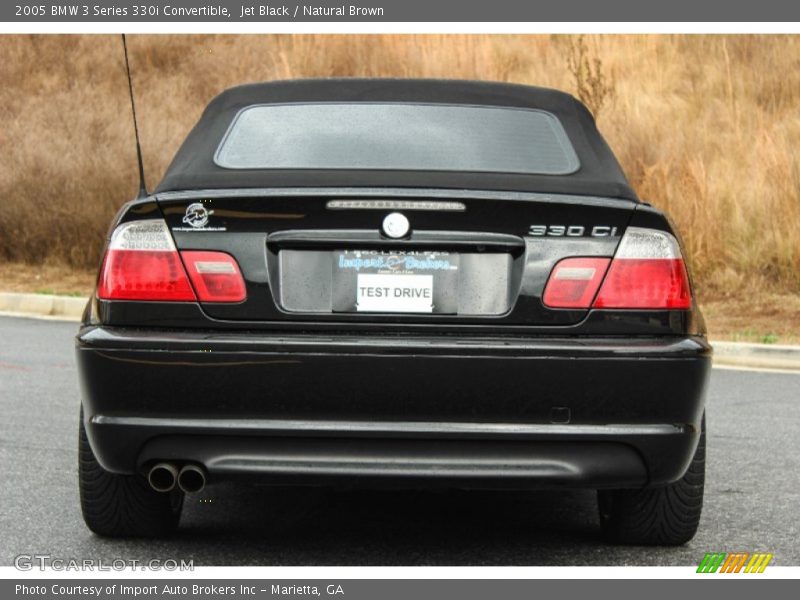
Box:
xmin=76 ymin=79 xmax=710 ymax=544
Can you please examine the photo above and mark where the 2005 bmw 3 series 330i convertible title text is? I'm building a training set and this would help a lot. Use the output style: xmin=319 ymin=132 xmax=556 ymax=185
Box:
xmin=76 ymin=79 xmax=710 ymax=545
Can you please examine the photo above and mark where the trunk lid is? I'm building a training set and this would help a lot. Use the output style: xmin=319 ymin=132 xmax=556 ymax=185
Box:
xmin=158 ymin=190 xmax=636 ymax=327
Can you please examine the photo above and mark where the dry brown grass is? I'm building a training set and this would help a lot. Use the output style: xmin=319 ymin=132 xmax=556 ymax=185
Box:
xmin=0 ymin=261 xmax=95 ymax=296
xmin=702 ymin=294 xmax=800 ymax=344
xmin=1 ymin=34 xmax=799 ymax=310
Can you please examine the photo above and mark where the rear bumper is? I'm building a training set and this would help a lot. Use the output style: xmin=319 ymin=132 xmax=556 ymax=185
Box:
xmin=76 ymin=327 xmax=711 ymax=488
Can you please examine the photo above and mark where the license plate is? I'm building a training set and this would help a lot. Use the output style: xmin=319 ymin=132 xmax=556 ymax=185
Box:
xmin=356 ymin=273 xmax=434 ymax=313
xmin=332 ymin=250 xmax=459 ymax=314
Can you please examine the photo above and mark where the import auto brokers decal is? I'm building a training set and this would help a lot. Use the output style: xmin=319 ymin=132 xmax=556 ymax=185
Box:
xmin=337 ymin=250 xmax=457 ymax=273
xmin=171 ymin=202 xmax=226 ymax=232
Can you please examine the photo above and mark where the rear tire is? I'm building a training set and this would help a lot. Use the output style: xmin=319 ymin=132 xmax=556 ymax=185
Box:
xmin=598 ymin=415 xmax=705 ymax=545
xmin=79 ymin=407 xmax=183 ymax=537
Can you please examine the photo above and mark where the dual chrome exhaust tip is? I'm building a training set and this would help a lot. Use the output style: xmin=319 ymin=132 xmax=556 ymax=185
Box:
xmin=147 ymin=462 xmax=206 ymax=494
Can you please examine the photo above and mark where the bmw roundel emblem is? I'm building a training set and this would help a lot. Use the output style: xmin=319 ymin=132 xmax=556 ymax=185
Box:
xmin=382 ymin=212 xmax=410 ymax=239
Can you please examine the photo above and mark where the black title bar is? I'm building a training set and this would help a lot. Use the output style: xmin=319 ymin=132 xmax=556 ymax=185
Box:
xmin=5 ymin=0 xmax=800 ymax=22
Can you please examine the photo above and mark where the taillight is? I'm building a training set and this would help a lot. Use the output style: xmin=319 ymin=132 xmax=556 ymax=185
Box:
xmin=97 ymin=220 xmax=248 ymax=303
xmin=97 ymin=220 xmax=195 ymax=301
xmin=542 ymin=257 xmax=610 ymax=308
xmin=181 ymin=251 xmax=246 ymax=303
xmin=593 ymin=227 xmax=692 ymax=309
xmin=542 ymin=227 xmax=692 ymax=310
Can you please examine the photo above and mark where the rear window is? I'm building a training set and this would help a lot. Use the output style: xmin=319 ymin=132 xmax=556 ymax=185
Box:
xmin=214 ymin=102 xmax=580 ymax=175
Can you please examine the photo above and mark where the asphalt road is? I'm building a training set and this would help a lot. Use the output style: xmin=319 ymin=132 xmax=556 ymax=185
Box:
xmin=1 ymin=315 xmax=798 ymax=566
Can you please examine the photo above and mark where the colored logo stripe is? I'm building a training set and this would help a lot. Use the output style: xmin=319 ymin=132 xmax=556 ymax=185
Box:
xmin=698 ymin=552 xmax=773 ymax=573
xmin=720 ymin=553 xmax=749 ymax=573
xmin=745 ymin=553 xmax=773 ymax=573
xmin=697 ymin=553 xmax=726 ymax=573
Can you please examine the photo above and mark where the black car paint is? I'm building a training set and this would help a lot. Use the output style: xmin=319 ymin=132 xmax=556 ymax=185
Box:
xmin=87 ymin=190 xmax=705 ymax=334
xmin=78 ymin=187 xmax=710 ymax=490
xmin=78 ymin=325 xmax=709 ymax=487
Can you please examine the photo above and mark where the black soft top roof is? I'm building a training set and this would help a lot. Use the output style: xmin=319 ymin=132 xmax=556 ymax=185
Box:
xmin=155 ymin=79 xmax=638 ymax=201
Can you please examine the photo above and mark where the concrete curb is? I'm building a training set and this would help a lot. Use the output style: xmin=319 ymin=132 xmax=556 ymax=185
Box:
xmin=0 ymin=292 xmax=87 ymax=320
xmin=711 ymin=341 xmax=800 ymax=371
xmin=1 ymin=292 xmax=799 ymax=371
